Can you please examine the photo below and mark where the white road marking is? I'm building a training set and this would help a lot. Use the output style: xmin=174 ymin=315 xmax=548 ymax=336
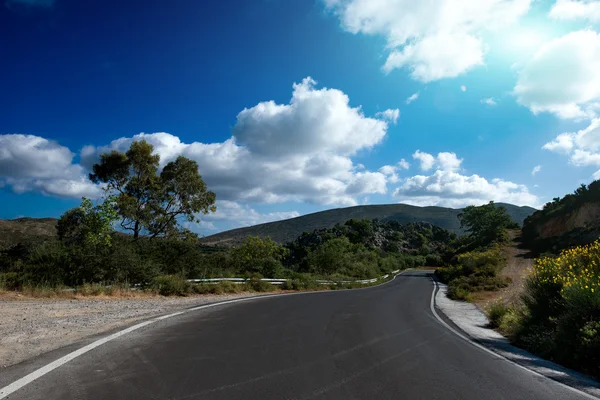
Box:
xmin=428 ymin=278 xmax=599 ymax=400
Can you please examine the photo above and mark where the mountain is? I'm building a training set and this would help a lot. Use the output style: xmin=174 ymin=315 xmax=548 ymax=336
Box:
xmin=0 ymin=218 xmax=58 ymax=249
xmin=200 ymin=203 xmax=537 ymax=247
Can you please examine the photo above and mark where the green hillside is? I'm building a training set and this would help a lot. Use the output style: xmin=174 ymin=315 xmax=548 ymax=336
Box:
xmin=0 ymin=218 xmax=58 ymax=249
xmin=200 ymin=202 xmax=536 ymax=246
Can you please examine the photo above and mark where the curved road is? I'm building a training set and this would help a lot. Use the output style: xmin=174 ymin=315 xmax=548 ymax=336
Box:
xmin=5 ymin=270 xmax=590 ymax=399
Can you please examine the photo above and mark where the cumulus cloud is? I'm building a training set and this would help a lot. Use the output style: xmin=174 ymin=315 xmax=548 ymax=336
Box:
xmin=80 ymin=77 xmax=396 ymax=207
xmin=393 ymin=153 xmax=539 ymax=207
xmin=0 ymin=134 xmax=100 ymax=198
xmin=324 ymin=0 xmax=531 ymax=82
xmin=375 ymin=108 xmax=400 ymax=124
xmin=514 ymin=30 xmax=600 ymax=120
xmin=406 ymin=92 xmax=419 ymax=104
xmin=200 ymin=201 xmax=300 ymax=230
xmin=531 ymin=165 xmax=542 ymax=176
xmin=549 ymin=0 xmax=600 ymax=22
xmin=412 ymin=150 xmax=462 ymax=172
xmin=543 ymin=119 xmax=600 ymax=177
xmin=398 ymin=158 xmax=410 ymax=170
xmin=481 ymin=97 xmax=497 ymax=106
xmin=379 ymin=159 xmax=410 ymax=184
xmin=413 ymin=150 xmax=436 ymax=171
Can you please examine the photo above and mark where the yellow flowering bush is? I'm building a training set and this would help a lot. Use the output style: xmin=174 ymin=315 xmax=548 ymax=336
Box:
xmin=517 ymin=240 xmax=600 ymax=378
xmin=534 ymin=240 xmax=600 ymax=296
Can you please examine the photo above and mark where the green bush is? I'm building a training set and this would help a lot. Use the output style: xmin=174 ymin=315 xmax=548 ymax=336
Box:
xmin=0 ymin=272 xmax=22 ymax=290
xmin=487 ymin=301 xmax=509 ymax=328
xmin=447 ymin=285 xmax=472 ymax=301
xmin=245 ymin=276 xmax=276 ymax=292
xmin=425 ymin=254 xmax=443 ymax=266
xmin=151 ymin=275 xmax=192 ymax=296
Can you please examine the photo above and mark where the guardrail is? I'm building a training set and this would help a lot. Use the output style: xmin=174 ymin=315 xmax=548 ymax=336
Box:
xmin=187 ymin=269 xmax=402 ymax=286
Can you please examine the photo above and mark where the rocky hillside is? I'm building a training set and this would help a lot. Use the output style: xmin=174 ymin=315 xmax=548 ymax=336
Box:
xmin=0 ymin=218 xmax=58 ymax=249
xmin=523 ymin=181 xmax=600 ymax=254
xmin=201 ymin=203 xmax=536 ymax=247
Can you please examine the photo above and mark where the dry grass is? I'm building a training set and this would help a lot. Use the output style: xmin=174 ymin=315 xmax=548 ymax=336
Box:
xmin=1 ymin=283 xmax=161 ymax=300
xmin=472 ymin=229 xmax=533 ymax=309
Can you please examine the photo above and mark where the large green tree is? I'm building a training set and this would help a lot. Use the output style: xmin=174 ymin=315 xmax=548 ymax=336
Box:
xmin=89 ymin=140 xmax=216 ymax=239
xmin=458 ymin=201 xmax=517 ymax=246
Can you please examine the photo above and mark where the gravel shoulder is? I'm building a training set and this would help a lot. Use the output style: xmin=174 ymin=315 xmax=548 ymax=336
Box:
xmin=0 ymin=292 xmax=263 ymax=368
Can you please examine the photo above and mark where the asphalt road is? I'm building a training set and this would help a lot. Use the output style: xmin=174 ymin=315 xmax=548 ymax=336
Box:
xmin=5 ymin=270 xmax=590 ymax=399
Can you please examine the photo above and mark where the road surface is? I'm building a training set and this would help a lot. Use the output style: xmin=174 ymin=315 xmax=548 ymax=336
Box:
xmin=4 ymin=270 xmax=590 ymax=399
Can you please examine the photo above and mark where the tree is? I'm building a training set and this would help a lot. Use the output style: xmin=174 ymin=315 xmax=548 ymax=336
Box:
xmin=458 ymin=201 xmax=517 ymax=246
xmin=231 ymin=236 xmax=288 ymax=276
xmin=89 ymin=140 xmax=216 ymax=239
xmin=57 ymin=197 xmax=118 ymax=247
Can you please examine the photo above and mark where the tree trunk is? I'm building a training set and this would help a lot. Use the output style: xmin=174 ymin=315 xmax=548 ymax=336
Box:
xmin=134 ymin=220 xmax=139 ymax=239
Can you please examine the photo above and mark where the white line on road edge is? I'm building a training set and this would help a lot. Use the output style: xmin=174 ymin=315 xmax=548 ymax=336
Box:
xmin=0 ymin=270 xmax=409 ymax=399
xmin=428 ymin=278 xmax=599 ymax=400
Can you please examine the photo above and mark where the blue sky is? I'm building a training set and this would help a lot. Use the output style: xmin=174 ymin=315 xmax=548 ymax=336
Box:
xmin=2 ymin=0 xmax=600 ymax=234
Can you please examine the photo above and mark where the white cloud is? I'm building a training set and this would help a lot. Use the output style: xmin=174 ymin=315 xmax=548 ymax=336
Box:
xmin=461 ymin=85 xmax=467 ymax=92
xmin=412 ymin=150 xmax=463 ymax=172
xmin=324 ymin=0 xmax=531 ymax=82
xmin=406 ymin=92 xmax=419 ymax=104
xmin=437 ymin=152 xmax=463 ymax=171
xmin=80 ymin=77 xmax=396 ymax=207
xmin=393 ymin=154 xmax=539 ymax=207
xmin=398 ymin=158 xmax=410 ymax=169
xmin=481 ymin=97 xmax=497 ymax=106
xmin=543 ymin=119 xmax=600 ymax=170
xmin=379 ymin=159 xmax=410 ymax=183
xmin=542 ymin=132 xmax=575 ymax=153
xmin=201 ymin=201 xmax=300 ymax=229
xmin=413 ymin=150 xmax=436 ymax=171
xmin=0 ymin=134 xmax=100 ymax=198
xmin=375 ymin=108 xmax=400 ymax=124
xmin=514 ymin=30 xmax=600 ymax=120
xmin=531 ymin=165 xmax=542 ymax=176
xmin=549 ymin=0 xmax=600 ymax=22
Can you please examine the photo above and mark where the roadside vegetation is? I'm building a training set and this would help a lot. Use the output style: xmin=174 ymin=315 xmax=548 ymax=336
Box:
xmin=0 ymin=140 xmax=457 ymax=297
xmin=481 ymin=180 xmax=600 ymax=379
xmin=0 ymin=218 xmax=453 ymax=296
xmin=486 ymin=238 xmax=600 ymax=379
xmin=435 ymin=202 xmax=517 ymax=300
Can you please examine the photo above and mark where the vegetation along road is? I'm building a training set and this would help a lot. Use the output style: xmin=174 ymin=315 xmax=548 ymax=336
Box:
xmin=2 ymin=270 xmax=590 ymax=400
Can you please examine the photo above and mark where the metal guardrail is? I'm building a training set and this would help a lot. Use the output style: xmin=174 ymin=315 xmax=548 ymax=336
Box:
xmin=187 ymin=269 xmax=402 ymax=286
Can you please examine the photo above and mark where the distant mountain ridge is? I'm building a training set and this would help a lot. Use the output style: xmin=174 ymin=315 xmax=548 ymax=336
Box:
xmin=0 ymin=203 xmax=537 ymax=249
xmin=0 ymin=217 xmax=58 ymax=249
xmin=200 ymin=203 xmax=537 ymax=247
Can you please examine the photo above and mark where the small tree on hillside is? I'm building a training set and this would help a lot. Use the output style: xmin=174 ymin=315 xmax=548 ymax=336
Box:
xmin=458 ymin=201 xmax=518 ymax=246
xmin=89 ymin=140 xmax=216 ymax=239
xmin=57 ymin=197 xmax=119 ymax=247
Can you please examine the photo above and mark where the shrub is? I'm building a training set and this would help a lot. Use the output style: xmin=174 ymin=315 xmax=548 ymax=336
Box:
xmin=151 ymin=275 xmax=192 ymax=296
xmin=77 ymin=283 xmax=108 ymax=296
xmin=0 ymin=272 xmax=22 ymax=290
xmin=487 ymin=300 xmax=509 ymax=328
xmin=514 ymin=240 xmax=600 ymax=378
xmin=425 ymin=254 xmax=443 ymax=266
xmin=447 ymin=285 xmax=472 ymax=301
xmin=245 ymin=276 xmax=276 ymax=292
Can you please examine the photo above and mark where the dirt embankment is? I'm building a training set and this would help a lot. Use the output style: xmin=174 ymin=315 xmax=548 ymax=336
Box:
xmin=0 ymin=293 xmax=262 ymax=369
xmin=473 ymin=230 xmax=533 ymax=309
xmin=537 ymin=202 xmax=600 ymax=239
